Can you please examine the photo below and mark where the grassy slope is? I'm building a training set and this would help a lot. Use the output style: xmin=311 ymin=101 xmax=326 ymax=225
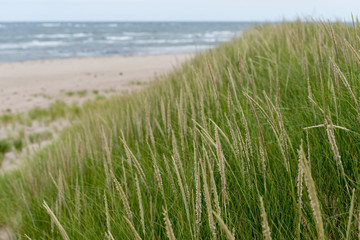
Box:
xmin=1 ymin=20 xmax=360 ymax=239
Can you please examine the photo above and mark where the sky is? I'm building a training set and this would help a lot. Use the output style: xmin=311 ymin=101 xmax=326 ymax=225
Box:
xmin=0 ymin=0 xmax=359 ymax=22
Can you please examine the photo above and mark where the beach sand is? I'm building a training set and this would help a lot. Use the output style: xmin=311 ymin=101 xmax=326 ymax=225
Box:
xmin=0 ymin=54 xmax=192 ymax=113
xmin=0 ymin=54 xmax=192 ymax=172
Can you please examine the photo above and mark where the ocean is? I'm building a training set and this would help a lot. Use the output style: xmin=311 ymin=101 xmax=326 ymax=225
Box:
xmin=0 ymin=22 xmax=253 ymax=62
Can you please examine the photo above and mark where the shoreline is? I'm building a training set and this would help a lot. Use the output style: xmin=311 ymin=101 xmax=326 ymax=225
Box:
xmin=0 ymin=53 xmax=193 ymax=114
xmin=0 ymin=52 xmax=197 ymax=65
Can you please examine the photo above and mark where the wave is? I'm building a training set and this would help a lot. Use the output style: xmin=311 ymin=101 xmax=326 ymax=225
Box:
xmin=35 ymin=33 xmax=90 ymax=39
xmin=123 ymin=32 xmax=150 ymax=36
xmin=0 ymin=24 xmax=6 ymax=29
xmin=106 ymin=36 xmax=133 ymax=41
xmin=204 ymin=31 xmax=234 ymax=38
xmin=182 ymin=33 xmax=197 ymax=38
xmin=134 ymin=39 xmax=195 ymax=44
xmin=0 ymin=40 xmax=65 ymax=50
xmin=41 ymin=23 xmax=61 ymax=27
xmin=107 ymin=24 xmax=118 ymax=28
xmin=73 ymin=33 xmax=89 ymax=38
xmin=203 ymin=39 xmax=217 ymax=43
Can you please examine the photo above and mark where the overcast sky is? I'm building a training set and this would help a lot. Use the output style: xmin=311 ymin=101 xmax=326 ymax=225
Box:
xmin=0 ymin=0 xmax=359 ymax=22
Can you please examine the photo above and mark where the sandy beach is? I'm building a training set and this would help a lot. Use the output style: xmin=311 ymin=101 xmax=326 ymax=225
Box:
xmin=0 ymin=54 xmax=192 ymax=113
xmin=0 ymin=53 xmax=192 ymax=172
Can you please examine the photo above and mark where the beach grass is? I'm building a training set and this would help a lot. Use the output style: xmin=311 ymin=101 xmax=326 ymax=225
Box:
xmin=28 ymin=131 xmax=53 ymax=144
xmin=0 ymin=140 xmax=11 ymax=154
xmin=1 ymin=19 xmax=360 ymax=239
xmin=0 ymin=97 xmax=110 ymax=126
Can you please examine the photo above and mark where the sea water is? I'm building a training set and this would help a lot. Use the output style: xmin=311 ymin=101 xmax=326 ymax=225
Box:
xmin=0 ymin=22 xmax=253 ymax=62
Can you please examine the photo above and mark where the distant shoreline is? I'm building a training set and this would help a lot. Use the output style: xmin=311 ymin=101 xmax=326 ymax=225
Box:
xmin=0 ymin=52 xmax=196 ymax=64
xmin=0 ymin=52 xmax=197 ymax=64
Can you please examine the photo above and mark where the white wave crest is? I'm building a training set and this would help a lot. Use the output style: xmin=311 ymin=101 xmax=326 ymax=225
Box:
xmin=42 ymin=23 xmax=61 ymax=27
xmin=0 ymin=40 xmax=65 ymax=50
xmin=106 ymin=36 xmax=132 ymax=41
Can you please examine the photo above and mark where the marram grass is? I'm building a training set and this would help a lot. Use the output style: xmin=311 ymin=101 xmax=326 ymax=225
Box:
xmin=1 ymin=19 xmax=360 ymax=239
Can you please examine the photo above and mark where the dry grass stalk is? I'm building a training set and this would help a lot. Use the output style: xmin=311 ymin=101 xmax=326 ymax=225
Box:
xmin=298 ymin=144 xmax=325 ymax=240
xmin=259 ymin=139 xmax=267 ymax=190
xmin=120 ymin=138 xmax=148 ymax=190
xmin=305 ymin=57 xmax=316 ymax=121
xmin=193 ymin=120 xmax=216 ymax=147
xmin=275 ymin=99 xmax=289 ymax=156
xmin=345 ymin=38 xmax=360 ymax=64
xmin=171 ymin=156 xmax=190 ymax=225
xmin=105 ymin=231 xmax=115 ymax=240
xmin=104 ymin=193 xmax=111 ymax=233
xmin=328 ymin=21 xmax=339 ymax=59
xmin=324 ymin=119 xmax=346 ymax=177
xmin=333 ymin=62 xmax=360 ymax=117
xmin=182 ymin=92 xmax=188 ymax=155
xmin=200 ymin=92 xmax=207 ymax=128
xmin=259 ymin=196 xmax=272 ymax=240
xmin=163 ymin=155 xmax=178 ymax=198
xmin=227 ymin=117 xmax=241 ymax=161
xmin=102 ymin=147 xmax=111 ymax=186
xmin=153 ymin=156 xmax=166 ymax=203
xmin=148 ymin=123 xmax=156 ymax=150
xmin=215 ymin=128 xmax=229 ymax=204
xmin=189 ymin=97 xmax=196 ymax=126
xmin=57 ymin=173 xmax=65 ymax=211
xmin=239 ymin=103 xmax=253 ymax=157
xmin=200 ymin=157 xmax=217 ymax=239
xmin=211 ymin=119 xmax=237 ymax=159
xmin=112 ymin=173 xmax=133 ymax=222
xmin=303 ymin=124 xmax=351 ymax=132
xmin=163 ymin=207 xmax=176 ymax=240
xmin=101 ymin=128 xmax=113 ymax=171
xmin=306 ymin=130 xmax=311 ymax=162
xmin=207 ymin=60 xmax=219 ymax=101
xmin=346 ymin=189 xmax=356 ymax=240
xmin=245 ymin=94 xmax=271 ymax=187
xmin=172 ymin=132 xmax=187 ymax=178
xmin=195 ymin=158 xmax=202 ymax=238
xmin=154 ymin=118 xmax=166 ymax=142
xmin=160 ymin=99 xmax=167 ymax=130
xmin=122 ymin=162 xmax=129 ymax=196
xmin=135 ymin=175 xmax=146 ymax=236
xmin=167 ymin=101 xmax=172 ymax=136
xmin=234 ymin=123 xmax=251 ymax=185
xmin=172 ymin=131 xmax=190 ymax=201
xmin=250 ymin=93 xmax=289 ymax=171
xmin=227 ymin=67 xmax=239 ymax=103
xmin=43 ymin=201 xmax=70 ymax=240
xmin=213 ymin=211 xmax=235 ymax=240
xmin=296 ymin=141 xmax=304 ymax=236
xmin=205 ymin=148 xmax=221 ymax=215
xmin=329 ymin=74 xmax=339 ymax=121
xmin=172 ymin=131 xmax=188 ymax=187
xmin=75 ymin=178 xmax=81 ymax=226
xmin=124 ymin=216 xmax=142 ymax=240
xmin=244 ymin=93 xmax=277 ymax=133
xmin=24 ymin=234 xmax=32 ymax=240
